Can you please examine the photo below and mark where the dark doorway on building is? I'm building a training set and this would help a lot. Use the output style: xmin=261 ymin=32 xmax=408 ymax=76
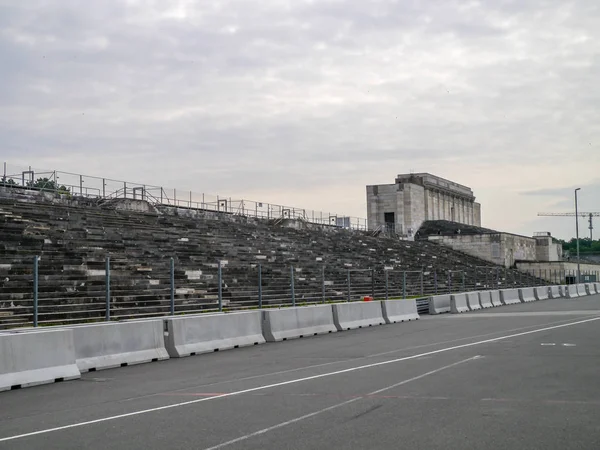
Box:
xmin=384 ymin=212 xmax=395 ymax=233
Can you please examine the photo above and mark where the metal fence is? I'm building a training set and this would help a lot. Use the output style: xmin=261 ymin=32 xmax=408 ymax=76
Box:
xmin=1 ymin=162 xmax=368 ymax=231
xmin=1 ymin=255 xmax=589 ymax=330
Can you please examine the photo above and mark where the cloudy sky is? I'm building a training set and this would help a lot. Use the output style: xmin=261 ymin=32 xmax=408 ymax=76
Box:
xmin=1 ymin=0 xmax=598 ymax=239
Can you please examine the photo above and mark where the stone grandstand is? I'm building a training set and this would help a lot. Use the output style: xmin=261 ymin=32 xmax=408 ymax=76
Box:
xmin=0 ymin=187 xmax=542 ymax=329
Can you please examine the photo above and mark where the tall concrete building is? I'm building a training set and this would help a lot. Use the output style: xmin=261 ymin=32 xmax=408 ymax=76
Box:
xmin=366 ymin=173 xmax=481 ymax=237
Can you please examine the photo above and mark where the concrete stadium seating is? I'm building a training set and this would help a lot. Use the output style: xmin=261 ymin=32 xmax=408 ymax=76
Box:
xmin=0 ymin=188 xmax=546 ymax=329
xmin=70 ymin=320 xmax=169 ymax=372
xmin=429 ymin=295 xmax=452 ymax=314
xmin=466 ymin=292 xmax=481 ymax=311
xmin=0 ymin=329 xmax=80 ymax=392
xmin=500 ymin=289 xmax=521 ymax=305
xmin=478 ymin=291 xmax=494 ymax=308
xmin=164 ymin=311 xmax=265 ymax=357
xmin=519 ymin=287 xmax=536 ymax=303
xmin=331 ymin=302 xmax=385 ymax=330
xmin=566 ymin=285 xmax=579 ymax=298
xmin=450 ymin=294 xmax=469 ymax=313
xmin=380 ymin=300 xmax=419 ymax=323
xmin=534 ymin=287 xmax=549 ymax=301
xmin=262 ymin=305 xmax=337 ymax=341
xmin=548 ymin=286 xmax=562 ymax=299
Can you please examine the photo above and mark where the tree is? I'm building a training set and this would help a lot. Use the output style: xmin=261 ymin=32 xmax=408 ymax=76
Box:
xmin=0 ymin=177 xmax=17 ymax=186
xmin=26 ymin=177 xmax=70 ymax=194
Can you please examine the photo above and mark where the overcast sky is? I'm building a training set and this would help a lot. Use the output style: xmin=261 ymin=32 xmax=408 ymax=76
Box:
xmin=1 ymin=0 xmax=598 ymax=240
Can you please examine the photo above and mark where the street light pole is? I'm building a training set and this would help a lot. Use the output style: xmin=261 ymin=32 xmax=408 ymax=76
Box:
xmin=575 ymin=188 xmax=581 ymax=283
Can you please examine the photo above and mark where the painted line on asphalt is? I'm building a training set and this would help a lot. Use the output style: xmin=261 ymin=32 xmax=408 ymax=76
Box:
xmin=1 ymin=315 xmax=599 ymax=443
xmin=201 ymin=355 xmax=482 ymax=450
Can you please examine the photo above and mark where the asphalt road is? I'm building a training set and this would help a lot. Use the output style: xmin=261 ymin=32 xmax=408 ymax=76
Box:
xmin=1 ymin=295 xmax=600 ymax=449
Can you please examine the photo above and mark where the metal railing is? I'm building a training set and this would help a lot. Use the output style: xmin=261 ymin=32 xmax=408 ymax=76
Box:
xmin=1 ymin=162 xmax=368 ymax=231
xmin=0 ymin=255 xmax=571 ymax=330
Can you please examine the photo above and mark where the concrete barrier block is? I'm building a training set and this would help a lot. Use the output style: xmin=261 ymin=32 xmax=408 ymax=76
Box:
xmin=0 ymin=329 xmax=80 ymax=392
xmin=534 ymin=286 xmax=549 ymax=301
xmin=381 ymin=300 xmax=419 ymax=323
xmin=519 ymin=287 xmax=536 ymax=303
xmin=584 ymin=284 xmax=593 ymax=295
xmin=577 ymin=284 xmax=589 ymax=296
xmin=466 ymin=292 xmax=482 ymax=310
xmin=566 ymin=285 xmax=579 ymax=298
xmin=594 ymin=283 xmax=600 ymax=294
xmin=478 ymin=291 xmax=494 ymax=308
xmin=450 ymin=294 xmax=469 ymax=313
xmin=489 ymin=291 xmax=502 ymax=307
xmin=165 ymin=311 xmax=265 ymax=357
xmin=72 ymin=320 xmax=169 ymax=373
xmin=332 ymin=302 xmax=385 ymax=331
xmin=500 ymin=289 xmax=521 ymax=305
xmin=548 ymin=286 xmax=562 ymax=299
xmin=429 ymin=295 xmax=452 ymax=314
xmin=262 ymin=305 xmax=337 ymax=342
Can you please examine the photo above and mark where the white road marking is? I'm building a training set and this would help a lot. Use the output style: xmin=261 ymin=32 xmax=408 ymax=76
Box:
xmin=541 ymin=343 xmax=556 ymax=346
xmin=1 ymin=316 xmax=598 ymax=443
xmin=201 ymin=356 xmax=482 ymax=450
xmin=562 ymin=343 xmax=576 ymax=347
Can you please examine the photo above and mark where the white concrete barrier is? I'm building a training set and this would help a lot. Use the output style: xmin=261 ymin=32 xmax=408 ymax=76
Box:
xmin=594 ymin=283 xmax=600 ymax=294
xmin=466 ymin=292 xmax=482 ymax=311
xmin=534 ymin=286 xmax=549 ymax=301
xmin=519 ymin=287 xmax=536 ymax=303
xmin=164 ymin=311 xmax=265 ymax=357
xmin=584 ymin=284 xmax=593 ymax=295
xmin=489 ymin=291 xmax=502 ymax=307
xmin=558 ymin=285 xmax=568 ymax=297
xmin=577 ymin=284 xmax=589 ymax=296
xmin=450 ymin=294 xmax=469 ymax=313
xmin=566 ymin=285 xmax=579 ymax=298
xmin=0 ymin=329 xmax=80 ymax=392
xmin=381 ymin=300 xmax=419 ymax=323
xmin=262 ymin=305 xmax=337 ymax=341
xmin=500 ymin=289 xmax=521 ymax=305
xmin=548 ymin=286 xmax=562 ymax=299
xmin=478 ymin=291 xmax=494 ymax=308
xmin=71 ymin=320 xmax=169 ymax=373
xmin=429 ymin=295 xmax=452 ymax=314
xmin=332 ymin=302 xmax=385 ymax=331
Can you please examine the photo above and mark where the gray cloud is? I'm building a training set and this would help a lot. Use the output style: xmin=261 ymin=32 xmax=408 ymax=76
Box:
xmin=1 ymin=0 xmax=599 ymax=238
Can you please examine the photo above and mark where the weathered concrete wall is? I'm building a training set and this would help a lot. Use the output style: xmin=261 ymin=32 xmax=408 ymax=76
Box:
xmin=516 ymin=261 xmax=600 ymax=283
xmin=534 ymin=236 xmax=562 ymax=262
xmin=429 ymin=232 xmax=537 ymax=267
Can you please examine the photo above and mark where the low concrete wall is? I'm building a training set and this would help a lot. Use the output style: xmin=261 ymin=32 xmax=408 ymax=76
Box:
xmin=500 ymin=289 xmax=521 ymax=305
xmin=262 ymin=305 xmax=337 ymax=341
xmin=519 ymin=287 xmax=536 ymax=303
xmin=165 ymin=311 xmax=265 ymax=357
xmin=466 ymin=292 xmax=481 ymax=310
xmin=0 ymin=329 xmax=80 ymax=392
xmin=381 ymin=300 xmax=419 ymax=323
xmin=429 ymin=294 xmax=451 ymax=314
xmin=332 ymin=302 xmax=385 ymax=331
xmin=71 ymin=320 xmax=169 ymax=372
xmin=450 ymin=294 xmax=469 ymax=314
xmin=478 ymin=291 xmax=494 ymax=308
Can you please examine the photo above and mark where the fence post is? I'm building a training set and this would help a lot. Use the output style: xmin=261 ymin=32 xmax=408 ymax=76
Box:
xmin=218 ymin=260 xmax=223 ymax=312
xmin=462 ymin=271 xmax=465 ymax=292
xmin=434 ymin=270 xmax=438 ymax=295
xmin=496 ymin=268 xmax=500 ymax=287
xmin=402 ymin=271 xmax=407 ymax=299
xmin=385 ymin=270 xmax=389 ymax=301
xmin=321 ymin=265 xmax=326 ymax=303
xmin=371 ymin=269 xmax=375 ymax=298
xmin=346 ymin=270 xmax=351 ymax=302
xmin=170 ymin=257 xmax=175 ymax=315
xmin=105 ymin=256 xmax=111 ymax=321
xmin=291 ymin=265 xmax=296 ymax=307
xmin=420 ymin=271 xmax=424 ymax=296
xmin=33 ymin=255 xmax=39 ymax=327
xmin=448 ymin=272 xmax=451 ymax=294
xmin=258 ymin=264 xmax=263 ymax=309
